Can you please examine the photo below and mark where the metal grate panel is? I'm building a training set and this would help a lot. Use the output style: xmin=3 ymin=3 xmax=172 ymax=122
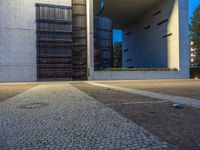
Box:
xmin=72 ymin=0 xmax=87 ymax=80
xmin=36 ymin=4 xmax=73 ymax=80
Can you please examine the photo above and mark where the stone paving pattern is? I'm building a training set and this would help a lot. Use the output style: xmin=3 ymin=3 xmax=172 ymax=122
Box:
xmin=0 ymin=83 xmax=170 ymax=150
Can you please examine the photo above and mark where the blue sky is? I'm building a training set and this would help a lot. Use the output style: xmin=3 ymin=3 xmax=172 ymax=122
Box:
xmin=113 ymin=1 xmax=200 ymax=42
xmin=113 ymin=30 xmax=122 ymax=42
xmin=189 ymin=0 xmax=200 ymax=20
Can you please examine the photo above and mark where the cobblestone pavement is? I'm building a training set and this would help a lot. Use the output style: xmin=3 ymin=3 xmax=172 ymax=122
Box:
xmin=0 ymin=83 xmax=170 ymax=150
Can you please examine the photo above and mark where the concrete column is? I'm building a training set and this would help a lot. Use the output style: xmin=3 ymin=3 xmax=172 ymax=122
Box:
xmin=167 ymin=0 xmax=180 ymax=70
xmin=86 ymin=0 xmax=95 ymax=80
xmin=178 ymin=0 xmax=190 ymax=78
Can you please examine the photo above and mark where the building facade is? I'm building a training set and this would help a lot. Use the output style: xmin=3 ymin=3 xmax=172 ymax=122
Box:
xmin=191 ymin=41 xmax=200 ymax=66
xmin=0 ymin=0 xmax=190 ymax=81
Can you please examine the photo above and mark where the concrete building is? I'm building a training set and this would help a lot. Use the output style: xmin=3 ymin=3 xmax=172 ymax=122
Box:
xmin=0 ymin=0 xmax=190 ymax=82
xmin=190 ymin=41 xmax=199 ymax=66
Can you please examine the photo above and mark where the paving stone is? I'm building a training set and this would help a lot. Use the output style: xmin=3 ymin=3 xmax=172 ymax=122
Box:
xmin=0 ymin=83 xmax=171 ymax=150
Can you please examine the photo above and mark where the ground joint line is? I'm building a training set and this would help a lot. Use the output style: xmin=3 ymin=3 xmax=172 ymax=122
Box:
xmin=88 ymin=82 xmax=200 ymax=109
xmin=106 ymin=101 xmax=167 ymax=106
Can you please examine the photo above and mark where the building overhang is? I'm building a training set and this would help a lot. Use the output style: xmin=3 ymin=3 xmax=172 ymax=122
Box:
xmin=94 ymin=0 xmax=161 ymax=29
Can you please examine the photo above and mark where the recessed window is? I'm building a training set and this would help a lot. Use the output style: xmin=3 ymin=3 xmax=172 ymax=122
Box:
xmin=153 ymin=10 xmax=161 ymax=16
xmin=124 ymin=49 xmax=129 ymax=52
xmin=144 ymin=25 xmax=151 ymax=30
xmin=157 ymin=19 xmax=168 ymax=26
xmin=126 ymin=31 xmax=132 ymax=36
xmin=126 ymin=59 xmax=132 ymax=62
xmin=162 ymin=33 xmax=172 ymax=38
xmin=132 ymin=21 xmax=138 ymax=26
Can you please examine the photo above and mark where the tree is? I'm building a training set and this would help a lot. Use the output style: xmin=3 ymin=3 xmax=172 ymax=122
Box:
xmin=113 ymin=41 xmax=122 ymax=68
xmin=190 ymin=4 xmax=200 ymax=65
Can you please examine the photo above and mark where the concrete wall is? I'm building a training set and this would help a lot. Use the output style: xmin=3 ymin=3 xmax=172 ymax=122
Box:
xmin=93 ymin=0 xmax=189 ymax=80
xmin=0 ymin=0 xmax=71 ymax=82
xmin=178 ymin=0 xmax=190 ymax=78
xmin=0 ymin=0 xmax=189 ymax=81
xmin=122 ymin=0 xmax=180 ymax=69
xmin=93 ymin=71 xmax=186 ymax=80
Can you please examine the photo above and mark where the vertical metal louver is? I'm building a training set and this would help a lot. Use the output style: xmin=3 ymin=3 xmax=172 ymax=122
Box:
xmin=36 ymin=4 xmax=73 ymax=80
xmin=94 ymin=16 xmax=113 ymax=71
xmin=72 ymin=0 xmax=87 ymax=80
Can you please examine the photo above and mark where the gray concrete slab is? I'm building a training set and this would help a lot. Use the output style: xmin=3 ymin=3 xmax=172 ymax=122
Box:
xmin=88 ymin=81 xmax=200 ymax=108
xmin=93 ymin=79 xmax=200 ymax=99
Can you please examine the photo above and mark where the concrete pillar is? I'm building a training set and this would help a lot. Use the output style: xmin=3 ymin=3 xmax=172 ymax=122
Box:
xmin=86 ymin=0 xmax=95 ymax=80
xmin=178 ymin=0 xmax=190 ymax=78
xmin=166 ymin=0 xmax=180 ymax=70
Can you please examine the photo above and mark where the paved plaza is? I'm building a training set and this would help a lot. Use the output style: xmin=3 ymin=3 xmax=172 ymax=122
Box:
xmin=0 ymin=82 xmax=170 ymax=150
xmin=0 ymin=80 xmax=200 ymax=149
